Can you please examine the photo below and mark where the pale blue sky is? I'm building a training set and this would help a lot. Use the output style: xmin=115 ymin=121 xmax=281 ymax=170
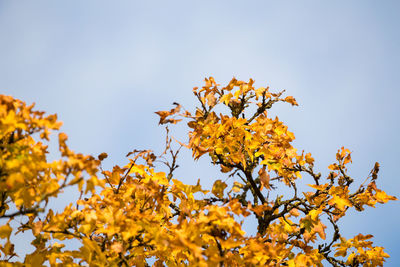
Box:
xmin=1 ymin=1 xmax=399 ymax=265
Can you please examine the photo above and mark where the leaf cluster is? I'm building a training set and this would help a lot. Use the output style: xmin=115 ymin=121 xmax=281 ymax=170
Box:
xmin=0 ymin=78 xmax=396 ymax=266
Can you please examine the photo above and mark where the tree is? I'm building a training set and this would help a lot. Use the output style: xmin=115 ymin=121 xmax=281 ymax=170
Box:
xmin=0 ymin=78 xmax=396 ymax=266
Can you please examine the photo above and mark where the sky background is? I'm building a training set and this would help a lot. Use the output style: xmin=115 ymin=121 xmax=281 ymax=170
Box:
xmin=1 ymin=0 xmax=399 ymax=265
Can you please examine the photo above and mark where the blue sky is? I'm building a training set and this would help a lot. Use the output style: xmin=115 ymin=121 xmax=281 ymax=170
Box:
xmin=1 ymin=1 xmax=399 ymax=265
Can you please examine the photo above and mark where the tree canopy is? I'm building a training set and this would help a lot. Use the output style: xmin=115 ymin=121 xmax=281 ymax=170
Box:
xmin=0 ymin=78 xmax=396 ymax=266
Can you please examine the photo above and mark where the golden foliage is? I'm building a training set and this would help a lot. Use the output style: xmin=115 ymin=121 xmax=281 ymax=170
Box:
xmin=0 ymin=78 xmax=396 ymax=266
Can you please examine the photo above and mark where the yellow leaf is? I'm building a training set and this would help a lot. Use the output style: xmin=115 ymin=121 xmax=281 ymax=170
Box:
xmin=2 ymin=240 xmax=14 ymax=256
xmin=313 ymin=221 xmax=327 ymax=240
xmin=284 ymin=96 xmax=298 ymax=106
xmin=155 ymin=103 xmax=181 ymax=125
xmin=111 ymin=242 xmax=124 ymax=253
xmin=308 ymin=183 xmax=328 ymax=191
xmin=294 ymin=254 xmax=309 ymax=267
xmin=25 ymin=252 xmax=45 ymax=266
xmin=258 ymin=167 xmax=271 ymax=190
xmin=32 ymin=221 xmax=43 ymax=236
xmin=328 ymin=164 xmax=339 ymax=170
xmin=0 ymin=224 xmax=12 ymax=239
xmin=309 ymin=209 xmax=321 ymax=221
xmin=305 ymin=153 xmax=314 ymax=164
xmin=289 ymin=208 xmax=300 ymax=217
xmin=234 ymin=89 xmax=241 ymax=99
xmin=255 ymin=87 xmax=268 ymax=99
xmin=212 ymin=180 xmax=227 ymax=198
xmin=206 ymin=92 xmax=217 ymax=107
xmin=251 ymin=205 xmax=266 ymax=217
xmin=58 ymin=132 xmax=68 ymax=143
xmin=79 ymin=224 xmax=92 ymax=234
xmin=220 ymin=93 xmax=233 ymax=105
xmin=220 ymin=165 xmax=233 ymax=173
xmin=375 ymin=190 xmax=397 ymax=203
xmin=329 ymin=195 xmax=352 ymax=211
xmin=232 ymin=181 xmax=243 ymax=193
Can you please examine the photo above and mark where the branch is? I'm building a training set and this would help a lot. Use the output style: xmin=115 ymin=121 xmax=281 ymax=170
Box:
xmin=245 ymin=171 xmax=265 ymax=204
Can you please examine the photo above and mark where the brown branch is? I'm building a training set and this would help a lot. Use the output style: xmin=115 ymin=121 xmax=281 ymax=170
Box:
xmin=116 ymin=162 xmax=135 ymax=194
xmin=245 ymin=171 xmax=265 ymax=204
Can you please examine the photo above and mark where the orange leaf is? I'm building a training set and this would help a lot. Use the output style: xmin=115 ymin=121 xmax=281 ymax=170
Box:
xmin=284 ymin=96 xmax=298 ymax=106
xmin=98 ymin=152 xmax=108 ymax=161
xmin=258 ymin=167 xmax=271 ymax=190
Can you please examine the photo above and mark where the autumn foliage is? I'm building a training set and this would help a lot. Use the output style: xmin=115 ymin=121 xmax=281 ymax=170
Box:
xmin=0 ymin=78 xmax=396 ymax=266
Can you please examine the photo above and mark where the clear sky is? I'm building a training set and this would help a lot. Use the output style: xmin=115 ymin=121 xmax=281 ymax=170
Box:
xmin=1 ymin=1 xmax=399 ymax=265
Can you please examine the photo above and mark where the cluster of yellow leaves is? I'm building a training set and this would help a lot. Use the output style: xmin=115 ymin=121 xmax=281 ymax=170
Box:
xmin=168 ymin=77 xmax=302 ymax=185
xmin=0 ymin=96 xmax=61 ymax=210
xmin=0 ymin=95 xmax=101 ymax=262
xmin=0 ymin=78 xmax=397 ymax=266
xmin=152 ymin=78 xmax=396 ymax=266
xmin=21 ymin=159 xmax=260 ymax=266
xmin=303 ymin=148 xmax=396 ymax=222
xmin=333 ymin=234 xmax=389 ymax=266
